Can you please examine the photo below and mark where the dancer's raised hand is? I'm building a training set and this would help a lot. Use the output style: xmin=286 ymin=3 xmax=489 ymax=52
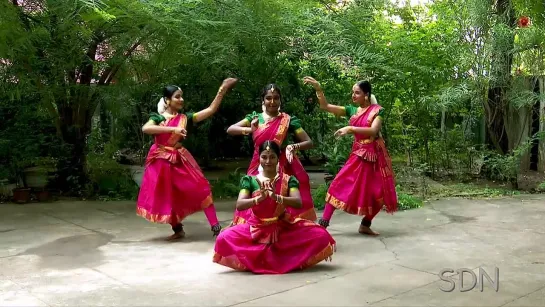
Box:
xmin=220 ymin=78 xmax=238 ymax=92
xmin=303 ymin=76 xmax=322 ymax=90
xmin=254 ymin=178 xmax=269 ymax=203
xmin=193 ymin=78 xmax=238 ymax=124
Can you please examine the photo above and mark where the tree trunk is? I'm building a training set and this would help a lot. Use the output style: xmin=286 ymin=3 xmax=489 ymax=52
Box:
xmin=55 ymin=95 xmax=94 ymax=194
xmin=99 ymin=102 xmax=111 ymax=143
xmin=484 ymin=0 xmax=516 ymax=154
xmin=539 ymin=76 xmax=545 ymax=172
xmin=505 ymin=101 xmax=531 ymax=170
xmin=57 ymin=124 xmax=91 ymax=194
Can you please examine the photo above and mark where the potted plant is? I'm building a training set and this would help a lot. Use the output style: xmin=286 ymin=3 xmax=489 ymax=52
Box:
xmin=0 ymin=168 xmax=17 ymax=202
xmin=10 ymin=160 xmax=31 ymax=204
xmin=24 ymin=157 xmax=56 ymax=187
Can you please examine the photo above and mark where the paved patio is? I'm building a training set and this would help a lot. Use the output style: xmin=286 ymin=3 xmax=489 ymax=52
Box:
xmin=1 ymin=195 xmax=544 ymax=306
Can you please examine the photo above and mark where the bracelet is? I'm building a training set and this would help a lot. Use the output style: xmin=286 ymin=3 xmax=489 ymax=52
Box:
xmin=242 ymin=127 xmax=249 ymax=135
xmin=276 ymin=195 xmax=284 ymax=204
xmin=253 ymin=197 xmax=258 ymax=205
xmin=347 ymin=126 xmax=354 ymax=133
xmin=217 ymin=86 xmax=227 ymax=96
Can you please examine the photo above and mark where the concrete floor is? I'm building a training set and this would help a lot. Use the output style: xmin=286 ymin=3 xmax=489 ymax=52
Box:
xmin=1 ymin=195 xmax=545 ymax=306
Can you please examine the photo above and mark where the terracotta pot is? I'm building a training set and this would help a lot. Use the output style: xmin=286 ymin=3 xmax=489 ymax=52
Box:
xmin=35 ymin=189 xmax=50 ymax=202
xmin=12 ymin=188 xmax=31 ymax=204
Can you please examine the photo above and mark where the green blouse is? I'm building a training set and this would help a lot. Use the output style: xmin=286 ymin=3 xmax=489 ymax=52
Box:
xmin=239 ymin=175 xmax=300 ymax=195
xmin=343 ymin=105 xmax=385 ymax=120
xmin=242 ymin=112 xmax=305 ymax=147
xmin=149 ymin=112 xmax=196 ymax=128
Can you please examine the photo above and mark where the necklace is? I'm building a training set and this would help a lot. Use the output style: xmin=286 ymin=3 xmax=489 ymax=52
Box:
xmin=262 ymin=111 xmax=280 ymax=123
xmin=163 ymin=110 xmax=177 ymax=118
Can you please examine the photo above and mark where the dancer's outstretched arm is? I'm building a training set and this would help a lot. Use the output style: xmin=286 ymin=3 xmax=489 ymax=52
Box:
xmin=226 ymin=118 xmax=253 ymax=136
xmin=303 ymin=76 xmax=346 ymax=117
xmin=334 ymin=116 xmax=383 ymax=138
xmin=142 ymin=119 xmax=186 ymax=137
xmin=286 ymin=122 xmax=313 ymax=163
xmin=350 ymin=116 xmax=383 ymax=137
xmin=193 ymin=78 xmax=238 ymax=123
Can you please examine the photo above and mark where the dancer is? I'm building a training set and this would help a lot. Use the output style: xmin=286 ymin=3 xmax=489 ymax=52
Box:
xmin=213 ymin=140 xmax=335 ymax=274
xmin=303 ymin=76 xmax=397 ymax=236
xmin=226 ymin=83 xmax=316 ymax=225
xmin=137 ymin=78 xmax=238 ymax=240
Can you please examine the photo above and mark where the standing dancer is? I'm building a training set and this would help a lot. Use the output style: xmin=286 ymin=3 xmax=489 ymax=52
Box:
xmin=226 ymin=84 xmax=317 ymax=225
xmin=137 ymin=78 xmax=238 ymax=240
xmin=303 ymin=76 xmax=397 ymax=235
xmin=213 ymin=140 xmax=335 ymax=274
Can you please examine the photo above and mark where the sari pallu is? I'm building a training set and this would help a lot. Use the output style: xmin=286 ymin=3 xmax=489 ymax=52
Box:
xmin=136 ymin=113 xmax=214 ymax=224
xmin=325 ymin=104 xmax=398 ymax=216
xmin=231 ymin=112 xmax=316 ymax=225
xmin=213 ymin=174 xmax=335 ymax=274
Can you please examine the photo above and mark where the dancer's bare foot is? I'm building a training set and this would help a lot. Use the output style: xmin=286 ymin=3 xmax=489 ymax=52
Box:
xmin=358 ymin=225 xmax=379 ymax=236
xmin=166 ymin=230 xmax=185 ymax=241
xmin=168 ymin=223 xmax=185 ymax=241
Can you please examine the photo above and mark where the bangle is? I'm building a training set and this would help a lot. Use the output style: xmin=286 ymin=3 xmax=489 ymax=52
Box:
xmin=242 ymin=128 xmax=249 ymax=135
xmin=276 ymin=195 xmax=283 ymax=204
xmin=347 ymin=126 xmax=354 ymax=133
xmin=253 ymin=197 xmax=258 ymax=205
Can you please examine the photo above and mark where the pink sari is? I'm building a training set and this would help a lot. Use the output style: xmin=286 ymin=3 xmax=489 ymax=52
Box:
xmin=213 ymin=174 xmax=335 ymax=274
xmin=231 ymin=113 xmax=317 ymax=225
xmin=325 ymin=104 xmax=398 ymax=216
xmin=136 ymin=114 xmax=214 ymax=224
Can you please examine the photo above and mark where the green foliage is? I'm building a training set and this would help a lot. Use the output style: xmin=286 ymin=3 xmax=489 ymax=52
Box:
xmin=312 ymin=183 xmax=328 ymax=210
xmin=86 ymin=153 xmax=139 ymax=200
xmin=85 ymin=131 xmax=139 ymax=200
xmin=397 ymin=193 xmax=423 ymax=211
xmin=538 ymin=181 xmax=545 ymax=192
xmin=1 ymin=0 xmax=544 ymax=200
xmin=322 ymin=121 xmax=353 ymax=176
xmin=210 ymin=169 xmax=245 ymax=200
